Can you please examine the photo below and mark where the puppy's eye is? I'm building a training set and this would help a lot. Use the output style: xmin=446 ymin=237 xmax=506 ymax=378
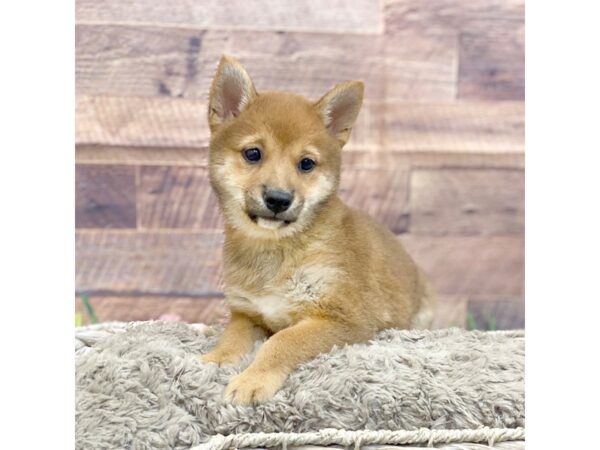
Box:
xmin=299 ymin=157 xmax=316 ymax=173
xmin=242 ymin=148 xmax=262 ymax=164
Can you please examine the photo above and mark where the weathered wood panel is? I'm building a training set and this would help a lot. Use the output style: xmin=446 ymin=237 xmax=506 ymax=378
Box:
xmin=77 ymin=97 xmax=524 ymax=154
xmin=76 ymin=230 xmax=224 ymax=296
xmin=77 ymin=144 xmax=525 ymax=169
xmin=75 ymin=295 xmax=227 ymax=326
xmin=75 ymin=95 xmax=379 ymax=150
xmin=75 ymin=165 xmax=136 ymax=228
xmin=73 ymin=1 xmax=525 ymax=311
xmin=75 ymin=231 xmax=523 ymax=299
xmin=76 ymin=95 xmax=210 ymax=147
xmin=383 ymin=102 xmax=524 ymax=153
xmin=383 ymin=30 xmax=458 ymax=100
xmin=75 ymin=25 xmax=456 ymax=102
xmin=385 ymin=0 xmax=524 ymax=101
xmin=400 ymin=235 xmax=524 ymax=297
xmin=384 ymin=0 xmax=524 ymax=35
xmin=139 ymin=166 xmax=223 ymax=230
xmin=410 ymin=169 xmax=524 ymax=235
xmin=458 ymin=21 xmax=525 ymax=100
xmin=76 ymin=145 xmax=210 ymax=166
xmin=339 ymin=165 xmax=410 ymax=234
xmin=76 ymin=0 xmax=383 ymax=34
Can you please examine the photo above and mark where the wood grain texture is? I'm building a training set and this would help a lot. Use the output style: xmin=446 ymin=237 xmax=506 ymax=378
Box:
xmin=383 ymin=102 xmax=524 ymax=153
xmin=73 ymin=1 xmax=525 ymax=308
xmin=77 ymin=96 xmax=523 ymax=154
xmin=339 ymin=164 xmax=410 ymax=234
xmin=76 ymin=95 xmax=210 ymax=147
xmin=76 ymin=25 xmax=455 ymax=102
xmin=139 ymin=166 xmax=223 ymax=230
xmin=75 ymin=165 xmax=136 ymax=228
xmin=467 ymin=297 xmax=525 ymax=330
xmin=384 ymin=0 xmax=524 ymax=100
xmin=76 ymin=145 xmax=210 ymax=166
xmin=383 ymin=30 xmax=457 ymax=101
xmin=76 ymin=0 xmax=382 ymax=33
xmin=77 ymin=145 xmax=525 ymax=169
xmin=400 ymin=235 xmax=524 ymax=297
xmin=384 ymin=0 xmax=524 ymax=35
xmin=458 ymin=21 xmax=524 ymax=100
xmin=75 ymin=295 xmax=228 ymax=326
xmin=341 ymin=150 xmax=525 ymax=170
xmin=76 ymin=230 xmax=224 ymax=296
xmin=75 ymin=94 xmax=378 ymax=150
xmin=410 ymin=169 xmax=524 ymax=235
xmin=75 ymin=231 xmax=523 ymax=299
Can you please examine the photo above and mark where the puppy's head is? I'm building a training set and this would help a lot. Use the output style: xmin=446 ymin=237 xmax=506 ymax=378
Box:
xmin=208 ymin=55 xmax=363 ymax=239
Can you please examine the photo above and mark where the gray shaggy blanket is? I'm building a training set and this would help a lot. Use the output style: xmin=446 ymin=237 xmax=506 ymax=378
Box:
xmin=75 ymin=322 xmax=524 ymax=450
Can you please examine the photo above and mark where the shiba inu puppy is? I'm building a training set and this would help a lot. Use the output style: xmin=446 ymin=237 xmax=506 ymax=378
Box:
xmin=200 ymin=55 xmax=436 ymax=405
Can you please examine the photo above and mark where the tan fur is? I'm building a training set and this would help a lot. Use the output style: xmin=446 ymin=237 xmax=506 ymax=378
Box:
xmin=200 ymin=55 xmax=436 ymax=405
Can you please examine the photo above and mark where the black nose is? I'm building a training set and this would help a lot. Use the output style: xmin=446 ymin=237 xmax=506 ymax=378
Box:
xmin=263 ymin=189 xmax=294 ymax=214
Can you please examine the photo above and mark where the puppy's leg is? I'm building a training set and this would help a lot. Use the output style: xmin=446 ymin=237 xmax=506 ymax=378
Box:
xmin=225 ymin=317 xmax=368 ymax=405
xmin=200 ymin=312 xmax=266 ymax=366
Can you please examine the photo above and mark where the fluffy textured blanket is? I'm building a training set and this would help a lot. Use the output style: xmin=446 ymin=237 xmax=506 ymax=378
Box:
xmin=75 ymin=322 xmax=524 ymax=450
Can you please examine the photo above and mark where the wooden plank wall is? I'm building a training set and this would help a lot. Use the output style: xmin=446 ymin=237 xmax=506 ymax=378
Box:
xmin=75 ymin=0 xmax=525 ymax=329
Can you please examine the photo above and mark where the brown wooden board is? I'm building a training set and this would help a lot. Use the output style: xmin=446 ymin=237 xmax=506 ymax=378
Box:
xmin=400 ymin=235 xmax=524 ymax=297
xmin=76 ymin=96 xmax=524 ymax=154
xmin=384 ymin=0 xmax=524 ymax=35
xmin=77 ymin=145 xmax=525 ymax=169
xmin=409 ymin=168 xmax=524 ymax=235
xmin=76 ymin=25 xmax=456 ymax=102
xmin=339 ymin=165 xmax=410 ymax=234
xmin=76 ymin=0 xmax=383 ymax=34
xmin=76 ymin=145 xmax=210 ymax=166
xmin=74 ymin=95 xmax=381 ymax=150
xmin=138 ymin=166 xmax=223 ymax=230
xmin=76 ymin=230 xmax=224 ymax=296
xmin=458 ymin=21 xmax=524 ymax=100
xmin=382 ymin=101 xmax=524 ymax=153
xmin=75 ymin=165 xmax=136 ymax=228
xmin=76 ymin=231 xmax=523 ymax=299
xmin=76 ymin=95 xmax=210 ymax=148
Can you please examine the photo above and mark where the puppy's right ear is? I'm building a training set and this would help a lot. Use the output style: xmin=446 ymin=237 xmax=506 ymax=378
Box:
xmin=208 ymin=55 xmax=257 ymax=131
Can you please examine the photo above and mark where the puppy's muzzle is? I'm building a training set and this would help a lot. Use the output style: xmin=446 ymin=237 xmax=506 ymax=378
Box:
xmin=263 ymin=188 xmax=293 ymax=214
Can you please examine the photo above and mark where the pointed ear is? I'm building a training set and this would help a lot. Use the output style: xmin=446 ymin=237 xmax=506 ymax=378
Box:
xmin=208 ymin=55 xmax=257 ymax=130
xmin=314 ymin=81 xmax=364 ymax=145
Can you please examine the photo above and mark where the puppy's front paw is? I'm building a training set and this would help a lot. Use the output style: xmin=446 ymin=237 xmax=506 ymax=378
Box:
xmin=224 ymin=368 xmax=286 ymax=405
xmin=199 ymin=350 xmax=243 ymax=367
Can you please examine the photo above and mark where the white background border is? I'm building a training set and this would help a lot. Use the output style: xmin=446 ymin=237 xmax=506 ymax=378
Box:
xmin=1 ymin=0 xmax=600 ymax=448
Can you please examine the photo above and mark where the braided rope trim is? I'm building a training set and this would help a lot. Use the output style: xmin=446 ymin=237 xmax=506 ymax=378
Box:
xmin=192 ymin=427 xmax=525 ymax=450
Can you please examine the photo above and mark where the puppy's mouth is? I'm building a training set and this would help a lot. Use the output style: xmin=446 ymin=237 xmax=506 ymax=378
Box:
xmin=247 ymin=212 xmax=295 ymax=229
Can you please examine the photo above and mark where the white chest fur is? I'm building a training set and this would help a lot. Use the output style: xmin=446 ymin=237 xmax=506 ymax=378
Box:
xmin=225 ymin=264 xmax=339 ymax=331
xmin=227 ymin=294 xmax=293 ymax=331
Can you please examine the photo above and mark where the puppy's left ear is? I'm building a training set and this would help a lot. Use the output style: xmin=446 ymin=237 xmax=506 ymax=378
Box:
xmin=315 ymin=81 xmax=364 ymax=145
xmin=208 ymin=55 xmax=258 ymax=131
